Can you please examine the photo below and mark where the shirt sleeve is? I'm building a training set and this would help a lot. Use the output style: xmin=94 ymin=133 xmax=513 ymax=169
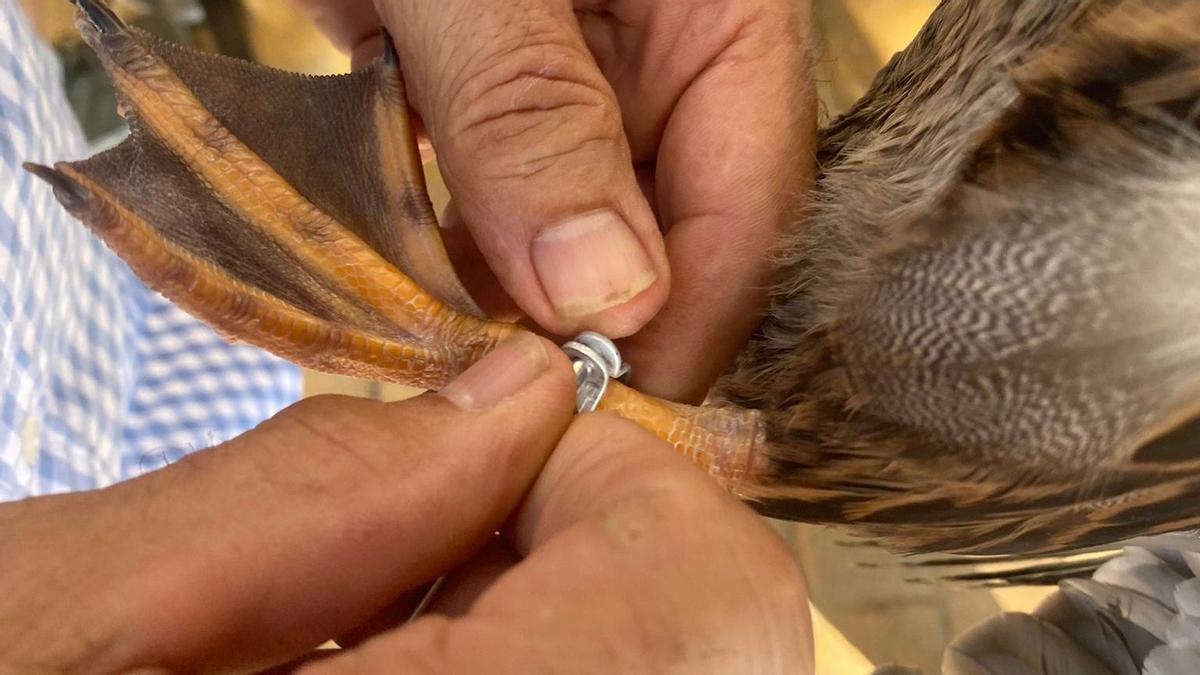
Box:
xmin=0 ymin=0 xmax=300 ymax=499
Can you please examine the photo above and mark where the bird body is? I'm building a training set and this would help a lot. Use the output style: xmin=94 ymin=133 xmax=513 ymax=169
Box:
xmin=28 ymin=0 xmax=1200 ymax=556
xmin=722 ymin=0 xmax=1200 ymax=554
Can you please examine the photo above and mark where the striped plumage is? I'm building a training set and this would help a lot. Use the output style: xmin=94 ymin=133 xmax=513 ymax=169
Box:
xmin=720 ymin=0 xmax=1200 ymax=554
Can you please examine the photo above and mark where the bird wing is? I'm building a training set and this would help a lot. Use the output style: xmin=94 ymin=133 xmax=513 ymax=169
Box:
xmin=745 ymin=0 xmax=1200 ymax=555
xmin=28 ymin=0 xmax=512 ymax=389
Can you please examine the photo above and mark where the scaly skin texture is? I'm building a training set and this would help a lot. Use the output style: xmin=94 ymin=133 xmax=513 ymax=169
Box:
xmin=38 ymin=165 xmax=493 ymax=388
xmin=596 ymin=382 xmax=769 ymax=492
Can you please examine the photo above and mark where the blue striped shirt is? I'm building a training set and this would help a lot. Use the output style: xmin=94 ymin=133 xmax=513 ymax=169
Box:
xmin=0 ymin=0 xmax=300 ymax=499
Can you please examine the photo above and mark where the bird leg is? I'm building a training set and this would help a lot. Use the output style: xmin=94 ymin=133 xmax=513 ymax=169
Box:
xmin=29 ymin=0 xmax=769 ymax=492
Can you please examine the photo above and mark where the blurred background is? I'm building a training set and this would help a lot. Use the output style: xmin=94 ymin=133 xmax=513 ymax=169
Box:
xmin=16 ymin=1 xmax=1056 ymax=672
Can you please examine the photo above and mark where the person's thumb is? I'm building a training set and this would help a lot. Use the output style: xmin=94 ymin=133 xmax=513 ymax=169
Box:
xmin=0 ymin=333 xmax=576 ymax=673
xmin=379 ymin=0 xmax=670 ymax=337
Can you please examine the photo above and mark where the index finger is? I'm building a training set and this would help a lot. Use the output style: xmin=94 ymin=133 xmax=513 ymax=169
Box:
xmin=314 ymin=414 xmax=813 ymax=673
xmin=619 ymin=1 xmax=817 ymax=403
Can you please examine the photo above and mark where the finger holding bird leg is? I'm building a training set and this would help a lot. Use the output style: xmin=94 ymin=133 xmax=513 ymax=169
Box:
xmin=30 ymin=0 xmax=765 ymax=493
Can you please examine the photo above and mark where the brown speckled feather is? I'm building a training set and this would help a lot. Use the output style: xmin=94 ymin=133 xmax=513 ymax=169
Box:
xmin=721 ymin=0 xmax=1200 ymax=554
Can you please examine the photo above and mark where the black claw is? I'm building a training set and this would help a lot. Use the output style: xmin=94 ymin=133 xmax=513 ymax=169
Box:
xmin=380 ymin=28 xmax=399 ymax=67
xmin=23 ymin=163 xmax=92 ymax=211
xmin=70 ymin=0 xmax=126 ymax=35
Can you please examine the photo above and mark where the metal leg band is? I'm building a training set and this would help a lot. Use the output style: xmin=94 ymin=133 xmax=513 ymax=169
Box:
xmin=562 ymin=331 xmax=630 ymax=413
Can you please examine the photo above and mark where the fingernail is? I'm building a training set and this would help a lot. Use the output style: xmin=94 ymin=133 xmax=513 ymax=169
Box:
xmin=532 ymin=210 xmax=657 ymax=320
xmin=440 ymin=333 xmax=548 ymax=410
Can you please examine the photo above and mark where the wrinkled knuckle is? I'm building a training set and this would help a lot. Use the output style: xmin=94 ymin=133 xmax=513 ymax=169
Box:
xmin=554 ymin=414 xmax=644 ymax=481
xmin=566 ymin=413 xmax=671 ymax=468
xmin=259 ymin=395 xmax=403 ymax=469
xmin=276 ymin=393 xmax=352 ymax=417
xmin=272 ymin=395 xmax=378 ymax=435
xmin=444 ymin=38 xmax=622 ymax=182
xmin=569 ymin=411 xmax=649 ymax=445
xmin=564 ymin=414 xmax=710 ymax=504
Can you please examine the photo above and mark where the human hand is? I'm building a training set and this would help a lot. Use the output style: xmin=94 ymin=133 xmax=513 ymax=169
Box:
xmin=0 ymin=334 xmax=812 ymax=673
xmin=292 ymin=0 xmax=817 ymax=403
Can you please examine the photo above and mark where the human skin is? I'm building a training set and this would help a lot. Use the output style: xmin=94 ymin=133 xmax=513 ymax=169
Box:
xmin=0 ymin=335 xmax=813 ymax=673
xmin=291 ymin=0 xmax=817 ymax=404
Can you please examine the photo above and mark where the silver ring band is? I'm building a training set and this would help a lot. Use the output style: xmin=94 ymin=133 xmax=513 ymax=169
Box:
xmin=562 ymin=332 xmax=630 ymax=413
